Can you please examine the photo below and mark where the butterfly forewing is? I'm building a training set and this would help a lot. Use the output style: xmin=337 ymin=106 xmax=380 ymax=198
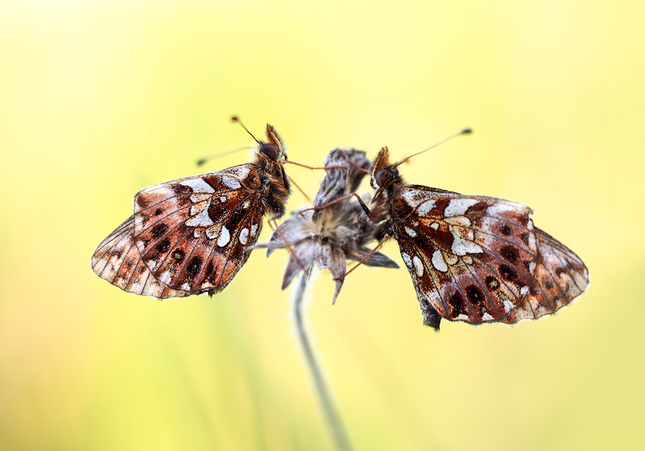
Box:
xmin=131 ymin=166 xmax=265 ymax=295
xmin=393 ymin=187 xmax=542 ymax=324
xmin=92 ymin=124 xmax=289 ymax=299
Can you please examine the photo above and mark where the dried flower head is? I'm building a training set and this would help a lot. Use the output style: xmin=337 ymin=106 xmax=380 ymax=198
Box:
xmin=255 ymin=149 xmax=398 ymax=303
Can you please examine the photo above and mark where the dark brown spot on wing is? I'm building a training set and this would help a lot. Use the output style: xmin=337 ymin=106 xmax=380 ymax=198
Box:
xmin=171 ymin=184 xmax=192 ymax=196
xmin=499 ymin=223 xmax=512 ymax=236
xmin=448 ymin=291 xmax=467 ymax=317
xmin=157 ymin=238 xmax=171 ymax=254
xmin=500 ymin=245 xmax=519 ymax=263
xmin=171 ymin=249 xmax=185 ymax=263
xmin=205 ymin=261 xmax=218 ymax=285
xmin=466 ymin=284 xmax=483 ymax=302
xmin=499 ymin=264 xmax=517 ymax=281
xmin=151 ymin=223 xmax=169 ymax=239
xmin=427 ymin=227 xmax=454 ymax=250
xmin=486 ymin=276 xmax=499 ymax=290
xmin=186 ymin=256 xmax=203 ymax=279
xmin=137 ymin=196 xmax=149 ymax=208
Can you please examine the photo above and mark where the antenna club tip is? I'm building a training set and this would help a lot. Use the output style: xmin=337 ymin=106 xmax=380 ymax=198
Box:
xmin=230 ymin=116 xmax=239 ymax=122
xmin=196 ymin=159 xmax=206 ymax=166
xmin=461 ymin=128 xmax=473 ymax=135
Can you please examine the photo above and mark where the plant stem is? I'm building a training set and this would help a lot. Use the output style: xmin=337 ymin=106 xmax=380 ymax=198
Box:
xmin=292 ymin=270 xmax=353 ymax=451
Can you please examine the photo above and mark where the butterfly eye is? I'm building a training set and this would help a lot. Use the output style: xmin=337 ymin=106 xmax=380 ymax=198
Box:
xmin=260 ymin=143 xmax=280 ymax=160
xmin=374 ymin=169 xmax=390 ymax=187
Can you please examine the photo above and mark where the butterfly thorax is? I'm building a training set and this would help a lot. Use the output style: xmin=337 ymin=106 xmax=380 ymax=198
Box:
xmin=253 ymin=152 xmax=291 ymax=219
xmin=370 ymin=148 xmax=407 ymax=242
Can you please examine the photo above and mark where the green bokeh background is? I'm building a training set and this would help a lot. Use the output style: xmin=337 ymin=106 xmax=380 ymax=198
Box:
xmin=1 ymin=1 xmax=643 ymax=450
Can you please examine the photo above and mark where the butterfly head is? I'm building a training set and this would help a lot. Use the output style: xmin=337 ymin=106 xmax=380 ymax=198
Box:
xmin=371 ymin=147 xmax=402 ymax=193
xmin=258 ymin=124 xmax=287 ymax=162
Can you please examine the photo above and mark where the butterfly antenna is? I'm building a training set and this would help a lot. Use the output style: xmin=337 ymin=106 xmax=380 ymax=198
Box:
xmin=231 ymin=116 xmax=261 ymax=144
xmin=196 ymin=146 xmax=252 ymax=166
xmin=394 ymin=128 xmax=472 ymax=168
xmin=197 ymin=116 xmax=262 ymax=166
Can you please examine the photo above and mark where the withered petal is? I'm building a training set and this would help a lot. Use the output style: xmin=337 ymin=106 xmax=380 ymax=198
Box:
xmin=346 ymin=247 xmax=400 ymax=268
xmin=281 ymin=244 xmax=316 ymax=290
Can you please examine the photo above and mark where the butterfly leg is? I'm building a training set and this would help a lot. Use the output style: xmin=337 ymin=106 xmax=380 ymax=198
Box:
xmin=298 ymin=193 xmax=372 ymax=217
xmin=339 ymin=240 xmax=387 ymax=280
xmin=268 ymin=216 xmax=311 ymax=278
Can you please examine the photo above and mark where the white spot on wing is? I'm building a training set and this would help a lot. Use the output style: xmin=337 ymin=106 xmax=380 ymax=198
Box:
xmin=190 ymin=193 xmax=212 ymax=203
xmin=221 ymin=176 xmax=241 ymax=190
xmin=451 ymin=234 xmax=483 ymax=256
xmin=251 ymin=224 xmax=258 ymax=236
xmin=190 ymin=203 xmax=206 ymax=216
xmin=180 ymin=178 xmax=215 ymax=193
xmin=417 ymin=200 xmax=436 ymax=217
xmin=430 ymin=222 xmax=440 ymax=230
xmin=186 ymin=208 xmax=214 ymax=227
xmin=520 ymin=286 xmax=529 ymax=296
xmin=229 ymin=165 xmax=250 ymax=179
xmin=206 ymin=227 xmax=218 ymax=239
xmin=401 ymin=252 xmax=412 ymax=268
xmin=482 ymin=313 xmax=493 ymax=321
xmin=445 ymin=216 xmax=471 ymax=227
xmin=413 ymin=256 xmax=424 ymax=277
xmin=487 ymin=200 xmax=533 ymax=217
xmin=432 ymin=250 xmax=448 ymax=272
xmin=239 ymin=228 xmax=249 ymax=245
xmin=404 ymin=226 xmax=417 ymax=237
xmin=402 ymin=190 xmax=423 ymax=207
xmin=503 ymin=300 xmax=514 ymax=313
xmin=217 ymin=226 xmax=230 ymax=247
xmin=445 ymin=198 xmax=479 ymax=217
xmin=159 ymin=271 xmax=172 ymax=284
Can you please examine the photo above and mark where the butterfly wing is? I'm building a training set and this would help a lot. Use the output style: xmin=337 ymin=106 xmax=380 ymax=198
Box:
xmin=501 ymin=227 xmax=589 ymax=323
xmin=92 ymin=164 xmax=265 ymax=298
xmin=91 ymin=216 xmax=190 ymax=298
xmin=389 ymin=185 xmax=588 ymax=327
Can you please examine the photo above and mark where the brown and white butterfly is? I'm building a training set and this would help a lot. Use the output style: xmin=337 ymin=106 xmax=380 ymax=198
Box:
xmin=91 ymin=124 xmax=290 ymax=298
xmin=370 ymin=146 xmax=589 ymax=330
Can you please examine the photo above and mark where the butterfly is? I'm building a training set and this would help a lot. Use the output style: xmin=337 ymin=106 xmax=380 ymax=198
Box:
xmin=370 ymin=146 xmax=590 ymax=330
xmin=91 ymin=123 xmax=291 ymax=298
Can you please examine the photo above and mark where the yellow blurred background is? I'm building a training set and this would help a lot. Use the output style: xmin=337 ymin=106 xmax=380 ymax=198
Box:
xmin=1 ymin=1 xmax=643 ymax=450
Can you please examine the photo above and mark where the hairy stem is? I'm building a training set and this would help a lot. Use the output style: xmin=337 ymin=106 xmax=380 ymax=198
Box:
xmin=292 ymin=270 xmax=353 ymax=451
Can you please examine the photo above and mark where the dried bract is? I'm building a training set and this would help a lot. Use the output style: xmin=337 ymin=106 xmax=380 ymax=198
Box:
xmin=256 ymin=149 xmax=398 ymax=303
